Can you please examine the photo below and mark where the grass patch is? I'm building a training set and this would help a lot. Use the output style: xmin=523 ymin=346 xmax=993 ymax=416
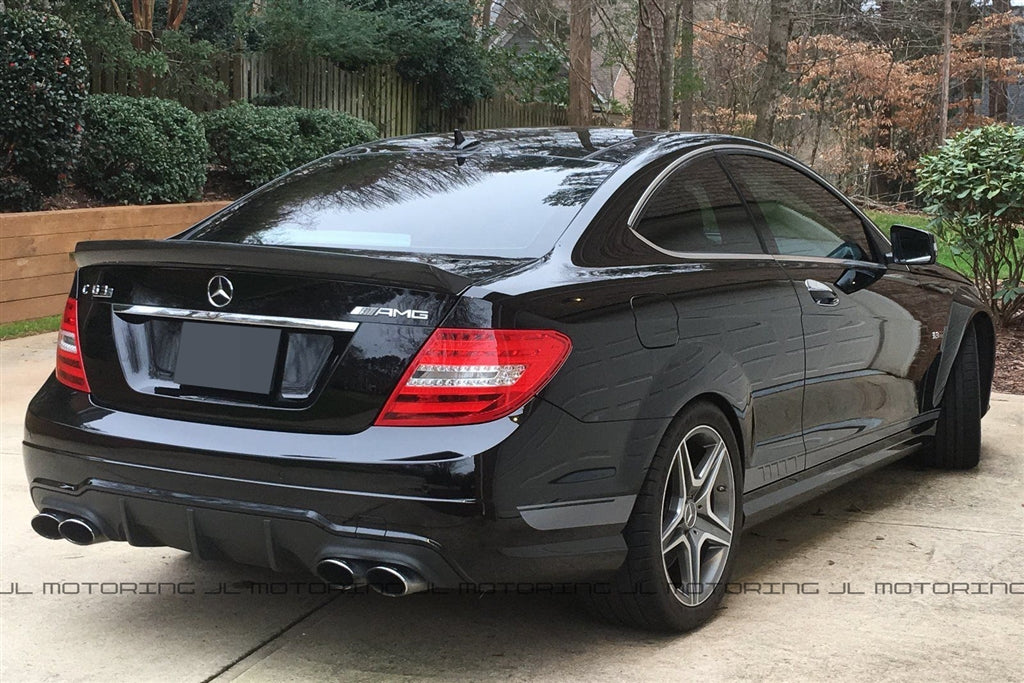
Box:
xmin=0 ymin=315 xmax=60 ymax=341
xmin=864 ymin=210 xmax=932 ymax=232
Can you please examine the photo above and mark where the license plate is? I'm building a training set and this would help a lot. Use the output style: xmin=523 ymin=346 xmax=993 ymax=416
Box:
xmin=174 ymin=322 xmax=281 ymax=395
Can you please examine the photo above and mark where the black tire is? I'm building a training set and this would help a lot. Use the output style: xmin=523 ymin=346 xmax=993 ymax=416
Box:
xmin=585 ymin=401 xmax=743 ymax=632
xmin=928 ymin=324 xmax=982 ymax=470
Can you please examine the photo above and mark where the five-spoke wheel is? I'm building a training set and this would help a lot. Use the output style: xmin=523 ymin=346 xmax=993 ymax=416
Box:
xmin=587 ymin=401 xmax=743 ymax=632
xmin=661 ymin=425 xmax=736 ymax=607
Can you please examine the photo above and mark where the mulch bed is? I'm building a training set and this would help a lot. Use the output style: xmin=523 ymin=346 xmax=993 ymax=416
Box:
xmin=993 ymin=321 xmax=1023 ymax=395
xmin=39 ymin=171 xmax=246 ymax=211
xmin=40 ymin=184 xmax=105 ymax=211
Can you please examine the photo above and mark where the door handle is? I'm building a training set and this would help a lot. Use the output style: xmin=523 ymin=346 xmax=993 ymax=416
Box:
xmin=804 ymin=279 xmax=840 ymax=307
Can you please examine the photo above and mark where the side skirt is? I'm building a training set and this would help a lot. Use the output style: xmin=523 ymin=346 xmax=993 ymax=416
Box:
xmin=742 ymin=418 xmax=937 ymax=528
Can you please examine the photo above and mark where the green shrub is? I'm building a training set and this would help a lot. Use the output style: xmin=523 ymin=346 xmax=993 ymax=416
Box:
xmin=0 ymin=10 xmax=87 ymax=212
xmin=917 ymin=125 xmax=1024 ymax=324
xmin=0 ymin=176 xmax=39 ymax=213
xmin=202 ymin=103 xmax=378 ymax=187
xmin=253 ymin=0 xmax=492 ymax=109
xmin=76 ymin=94 xmax=209 ymax=204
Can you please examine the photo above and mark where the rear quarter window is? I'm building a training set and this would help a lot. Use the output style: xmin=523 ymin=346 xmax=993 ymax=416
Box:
xmin=633 ymin=155 xmax=763 ymax=255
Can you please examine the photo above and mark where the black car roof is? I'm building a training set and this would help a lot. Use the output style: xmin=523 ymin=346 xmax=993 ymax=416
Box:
xmin=355 ymin=128 xmax=764 ymax=166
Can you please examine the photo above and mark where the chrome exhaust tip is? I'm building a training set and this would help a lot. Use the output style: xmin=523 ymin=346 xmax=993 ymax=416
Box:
xmin=365 ymin=565 xmax=428 ymax=597
xmin=31 ymin=511 xmax=69 ymax=540
xmin=57 ymin=517 xmax=105 ymax=546
xmin=315 ymin=558 xmax=359 ymax=588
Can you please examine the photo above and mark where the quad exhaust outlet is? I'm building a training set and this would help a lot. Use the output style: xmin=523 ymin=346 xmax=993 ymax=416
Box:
xmin=314 ymin=557 xmax=428 ymax=597
xmin=31 ymin=511 xmax=106 ymax=545
xmin=58 ymin=517 xmax=106 ymax=545
xmin=32 ymin=514 xmax=428 ymax=593
xmin=30 ymin=511 xmax=69 ymax=540
xmin=365 ymin=565 xmax=428 ymax=597
xmin=315 ymin=558 xmax=359 ymax=588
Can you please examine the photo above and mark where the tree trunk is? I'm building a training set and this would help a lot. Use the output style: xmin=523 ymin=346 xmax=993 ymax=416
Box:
xmin=658 ymin=1 xmax=679 ymax=129
xmin=752 ymin=0 xmax=791 ymax=142
xmin=131 ymin=0 xmax=156 ymax=95
xmin=569 ymin=0 xmax=592 ymax=127
xmin=166 ymin=0 xmax=189 ymax=30
xmin=109 ymin=0 xmax=127 ymax=23
xmin=677 ymin=0 xmax=695 ymax=130
xmin=131 ymin=0 xmax=155 ymax=37
xmin=988 ymin=0 xmax=1010 ymax=122
xmin=939 ymin=0 xmax=951 ymax=142
xmin=633 ymin=0 xmax=665 ymax=130
xmin=479 ymin=0 xmax=494 ymax=46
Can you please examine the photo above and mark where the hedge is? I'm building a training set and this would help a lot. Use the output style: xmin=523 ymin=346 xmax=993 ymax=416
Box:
xmin=76 ymin=94 xmax=210 ymax=204
xmin=202 ymin=103 xmax=378 ymax=187
xmin=0 ymin=10 xmax=87 ymax=212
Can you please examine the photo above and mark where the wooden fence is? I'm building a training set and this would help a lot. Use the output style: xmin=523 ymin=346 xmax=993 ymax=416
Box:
xmin=90 ymin=53 xmax=567 ymax=138
xmin=0 ymin=202 xmax=230 ymax=324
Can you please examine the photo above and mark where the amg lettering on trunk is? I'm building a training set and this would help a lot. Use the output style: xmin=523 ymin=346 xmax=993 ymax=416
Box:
xmin=350 ymin=306 xmax=429 ymax=320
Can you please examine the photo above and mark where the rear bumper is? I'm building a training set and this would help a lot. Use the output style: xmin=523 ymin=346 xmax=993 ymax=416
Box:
xmin=25 ymin=377 xmax=659 ymax=587
xmin=25 ymin=446 xmax=471 ymax=586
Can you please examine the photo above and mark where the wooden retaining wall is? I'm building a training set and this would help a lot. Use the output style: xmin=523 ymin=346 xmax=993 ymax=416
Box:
xmin=0 ymin=202 xmax=229 ymax=324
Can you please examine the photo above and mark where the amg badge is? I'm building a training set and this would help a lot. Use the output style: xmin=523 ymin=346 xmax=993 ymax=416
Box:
xmin=350 ymin=306 xmax=429 ymax=320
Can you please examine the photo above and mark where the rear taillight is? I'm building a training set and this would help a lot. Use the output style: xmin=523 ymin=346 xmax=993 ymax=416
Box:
xmin=375 ymin=328 xmax=572 ymax=427
xmin=56 ymin=297 xmax=90 ymax=393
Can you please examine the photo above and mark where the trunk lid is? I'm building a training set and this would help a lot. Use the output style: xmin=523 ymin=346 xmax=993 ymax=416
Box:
xmin=74 ymin=240 xmax=529 ymax=434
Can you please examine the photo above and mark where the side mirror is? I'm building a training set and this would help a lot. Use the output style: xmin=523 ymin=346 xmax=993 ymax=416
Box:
xmin=890 ymin=224 xmax=936 ymax=265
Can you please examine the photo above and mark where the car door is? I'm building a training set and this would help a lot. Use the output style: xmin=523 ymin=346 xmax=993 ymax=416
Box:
xmin=626 ymin=153 xmax=808 ymax=490
xmin=721 ymin=151 xmax=931 ymax=468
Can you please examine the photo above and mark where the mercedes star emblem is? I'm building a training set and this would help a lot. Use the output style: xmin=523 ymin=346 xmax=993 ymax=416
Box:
xmin=207 ymin=275 xmax=234 ymax=308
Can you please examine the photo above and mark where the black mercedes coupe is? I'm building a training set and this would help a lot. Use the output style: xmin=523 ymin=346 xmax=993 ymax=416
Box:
xmin=24 ymin=128 xmax=995 ymax=631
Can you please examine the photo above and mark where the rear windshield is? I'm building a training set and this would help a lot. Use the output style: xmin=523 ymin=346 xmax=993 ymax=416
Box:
xmin=186 ymin=153 xmax=616 ymax=258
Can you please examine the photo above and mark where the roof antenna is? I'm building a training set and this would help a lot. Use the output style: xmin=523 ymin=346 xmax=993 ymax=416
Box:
xmin=453 ymin=129 xmax=480 ymax=151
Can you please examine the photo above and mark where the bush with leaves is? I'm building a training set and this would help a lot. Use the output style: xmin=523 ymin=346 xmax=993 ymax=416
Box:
xmin=254 ymin=0 xmax=492 ymax=109
xmin=387 ymin=0 xmax=493 ymax=109
xmin=917 ymin=124 xmax=1024 ymax=324
xmin=202 ymin=104 xmax=378 ymax=187
xmin=52 ymin=0 xmax=229 ymax=104
xmin=165 ymin=0 xmax=251 ymax=48
xmin=0 ymin=9 xmax=87 ymax=212
xmin=487 ymin=46 xmax=568 ymax=106
xmin=76 ymin=94 xmax=209 ymax=204
xmin=52 ymin=0 xmax=166 ymax=85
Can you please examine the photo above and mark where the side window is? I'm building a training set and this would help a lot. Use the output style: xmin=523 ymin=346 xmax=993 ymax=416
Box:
xmin=632 ymin=156 xmax=763 ymax=255
xmin=724 ymin=154 xmax=874 ymax=261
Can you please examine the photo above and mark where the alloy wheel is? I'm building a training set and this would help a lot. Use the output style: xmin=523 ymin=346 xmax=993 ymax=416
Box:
xmin=661 ymin=424 xmax=736 ymax=607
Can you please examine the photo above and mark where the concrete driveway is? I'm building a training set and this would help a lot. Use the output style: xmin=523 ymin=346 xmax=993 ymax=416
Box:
xmin=1 ymin=333 xmax=1022 ymax=682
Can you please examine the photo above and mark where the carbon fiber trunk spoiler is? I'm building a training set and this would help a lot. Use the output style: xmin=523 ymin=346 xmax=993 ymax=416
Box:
xmin=74 ymin=240 xmax=473 ymax=294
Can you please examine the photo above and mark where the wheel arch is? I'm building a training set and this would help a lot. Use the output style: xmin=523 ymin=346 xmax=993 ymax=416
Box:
xmin=687 ymin=392 xmax=750 ymax=472
xmin=971 ymin=312 xmax=996 ymax=415
xmin=644 ymin=392 xmax=751 ymax=479
xmin=932 ymin=301 xmax=996 ymax=410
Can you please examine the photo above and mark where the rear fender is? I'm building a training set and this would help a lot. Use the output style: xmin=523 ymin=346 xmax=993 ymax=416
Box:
xmin=635 ymin=342 xmax=754 ymax=470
